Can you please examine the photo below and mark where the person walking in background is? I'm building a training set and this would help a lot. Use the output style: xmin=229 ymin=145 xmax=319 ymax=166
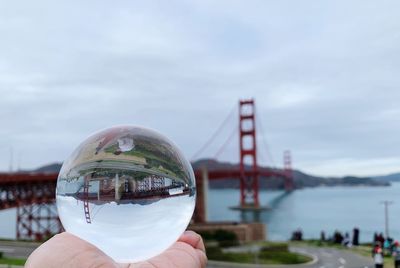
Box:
xmin=342 ymin=232 xmax=351 ymax=247
xmin=393 ymin=241 xmax=400 ymax=268
xmin=352 ymin=227 xmax=360 ymax=246
xmin=333 ymin=230 xmax=344 ymax=244
xmin=391 ymin=240 xmax=398 ymax=256
xmin=384 ymin=238 xmax=391 ymax=256
xmin=374 ymin=232 xmax=379 ymax=244
xmin=291 ymin=229 xmax=303 ymax=241
xmin=377 ymin=233 xmax=385 ymax=246
xmin=320 ymin=231 xmax=326 ymax=242
xmin=374 ymin=246 xmax=384 ymax=268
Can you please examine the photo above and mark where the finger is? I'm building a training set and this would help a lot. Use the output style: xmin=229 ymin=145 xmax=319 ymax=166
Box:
xmin=158 ymin=241 xmax=207 ymax=268
xmin=134 ymin=240 xmax=207 ymax=268
xmin=178 ymin=231 xmax=206 ymax=253
xmin=173 ymin=241 xmax=207 ymax=268
xmin=196 ymin=248 xmax=208 ymax=268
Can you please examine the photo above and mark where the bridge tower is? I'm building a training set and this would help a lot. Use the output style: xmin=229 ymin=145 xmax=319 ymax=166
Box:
xmin=17 ymin=202 xmax=62 ymax=241
xmin=284 ymin=150 xmax=294 ymax=191
xmin=239 ymin=99 xmax=259 ymax=207
xmin=83 ymin=175 xmax=92 ymax=224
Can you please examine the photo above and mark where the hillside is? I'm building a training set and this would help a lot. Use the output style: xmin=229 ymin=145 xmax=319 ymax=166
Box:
xmin=373 ymin=172 xmax=400 ymax=182
xmin=191 ymin=159 xmax=390 ymax=189
xmin=33 ymin=163 xmax=62 ymax=173
xmin=31 ymin=160 xmax=390 ymax=189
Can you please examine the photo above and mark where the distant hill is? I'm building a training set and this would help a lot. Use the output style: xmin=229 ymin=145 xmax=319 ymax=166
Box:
xmin=33 ymin=163 xmax=62 ymax=173
xmin=31 ymin=159 xmax=391 ymax=189
xmin=191 ymin=159 xmax=390 ymax=189
xmin=373 ymin=172 xmax=400 ymax=182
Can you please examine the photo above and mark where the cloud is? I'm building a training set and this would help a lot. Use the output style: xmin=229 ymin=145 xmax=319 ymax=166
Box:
xmin=0 ymin=1 xmax=400 ymax=176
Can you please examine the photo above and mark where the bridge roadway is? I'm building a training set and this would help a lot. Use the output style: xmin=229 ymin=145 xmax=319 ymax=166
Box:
xmin=0 ymin=173 xmax=57 ymax=210
xmin=0 ymin=168 xmax=288 ymax=184
xmin=0 ymin=169 xmax=288 ymax=210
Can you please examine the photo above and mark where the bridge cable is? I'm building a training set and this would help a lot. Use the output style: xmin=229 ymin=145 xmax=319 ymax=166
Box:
xmin=213 ymin=123 xmax=238 ymax=160
xmin=255 ymin=107 xmax=276 ymax=168
xmin=191 ymin=104 xmax=237 ymax=161
xmin=257 ymin=144 xmax=268 ymax=167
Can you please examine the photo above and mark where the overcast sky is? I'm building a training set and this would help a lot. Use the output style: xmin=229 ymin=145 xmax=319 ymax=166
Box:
xmin=1 ymin=1 xmax=400 ymax=177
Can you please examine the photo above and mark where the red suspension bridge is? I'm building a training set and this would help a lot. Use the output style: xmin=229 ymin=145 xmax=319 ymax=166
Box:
xmin=0 ymin=99 xmax=293 ymax=241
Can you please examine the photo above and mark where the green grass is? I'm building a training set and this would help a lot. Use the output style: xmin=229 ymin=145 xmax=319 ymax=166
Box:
xmin=256 ymin=241 xmax=289 ymax=251
xmin=259 ymin=251 xmax=311 ymax=264
xmin=0 ymin=257 xmax=26 ymax=266
xmin=103 ymin=146 xmax=183 ymax=180
xmin=200 ymin=230 xmax=311 ymax=265
xmin=291 ymin=239 xmax=345 ymax=248
xmin=206 ymin=245 xmax=312 ymax=264
xmin=291 ymin=240 xmax=396 ymax=268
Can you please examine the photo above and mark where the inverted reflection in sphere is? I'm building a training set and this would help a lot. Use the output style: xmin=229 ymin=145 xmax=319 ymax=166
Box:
xmin=56 ymin=126 xmax=196 ymax=262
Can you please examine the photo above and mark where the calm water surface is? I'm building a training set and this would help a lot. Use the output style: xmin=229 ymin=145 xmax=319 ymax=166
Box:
xmin=1 ymin=183 xmax=399 ymax=242
xmin=208 ymin=183 xmax=400 ymax=242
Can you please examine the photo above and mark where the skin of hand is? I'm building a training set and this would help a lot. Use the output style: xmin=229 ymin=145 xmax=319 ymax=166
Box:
xmin=25 ymin=231 xmax=207 ymax=268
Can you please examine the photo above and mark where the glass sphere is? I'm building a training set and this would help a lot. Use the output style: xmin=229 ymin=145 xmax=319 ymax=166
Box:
xmin=56 ymin=126 xmax=196 ymax=263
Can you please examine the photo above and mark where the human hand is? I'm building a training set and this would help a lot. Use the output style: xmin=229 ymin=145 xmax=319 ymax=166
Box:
xmin=25 ymin=231 xmax=207 ymax=268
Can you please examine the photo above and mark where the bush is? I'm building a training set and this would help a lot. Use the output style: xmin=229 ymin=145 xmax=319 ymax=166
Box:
xmin=197 ymin=229 xmax=239 ymax=247
xmin=206 ymin=247 xmax=254 ymax=263
xmin=259 ymin=251 xmax=311 ymax=264
xmin=206 ymin=245 xmax=311 ymax=265
xmin=197 ymin=231 xmax=215 ymax=241
xmin=214 ymin=230 xmax=239 ymax=247
xmin=0 ymin=251 xmax=3 ymax=258
xmin=206 ymin=246 xmax=222 ymax=257
xmin=214 ymin=230 xmax=236 ymax=242
xmin=260 ymin=242 xmax=288 ymax=252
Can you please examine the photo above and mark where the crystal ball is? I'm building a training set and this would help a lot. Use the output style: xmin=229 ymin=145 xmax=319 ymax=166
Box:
xmin=56 ymin=126 xmax=196 ymax=262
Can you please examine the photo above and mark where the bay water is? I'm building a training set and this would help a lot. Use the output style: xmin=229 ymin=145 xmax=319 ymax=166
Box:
xmin=1 ymin=183 xmax=399 ymax=242
xmin=207 ymin=183 xmax=400 ymax=243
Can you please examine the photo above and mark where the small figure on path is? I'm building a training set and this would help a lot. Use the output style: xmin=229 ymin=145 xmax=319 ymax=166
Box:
xmin=333 ymin=230 xmax=343 ymax=244
xmin=374 ymin=232 xmax=379 ymax=244
xmin=291 ymin=228 xmax=303 ymax=241
xmin=320 ymin=231 xmax=326 ymax=242
xmin=377 ymin=233 xmax=385 ymax=246
xmin=384 ymin=238 xmax=392 ymax=255
xmin=373 ymin=246 xmax=384 ymax=268
xmin=352 ymin=227 xmax=359 ymax=246
xmin=393 ymin=241 xmax=400 ymax=268
xmin=342 ymin=232 xmax=351 ymax=247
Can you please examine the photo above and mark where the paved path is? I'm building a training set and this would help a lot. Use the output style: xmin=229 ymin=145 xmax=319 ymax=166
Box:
xmin=0 ymin=241 xmax=373 ymax=268
xmin=291 ymin=246 xmax=373 ymax=268
xmin=208 ymin=246 xmax=373 ymax=268
xmin=0 ymin=240 xmax=39 ymax=259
